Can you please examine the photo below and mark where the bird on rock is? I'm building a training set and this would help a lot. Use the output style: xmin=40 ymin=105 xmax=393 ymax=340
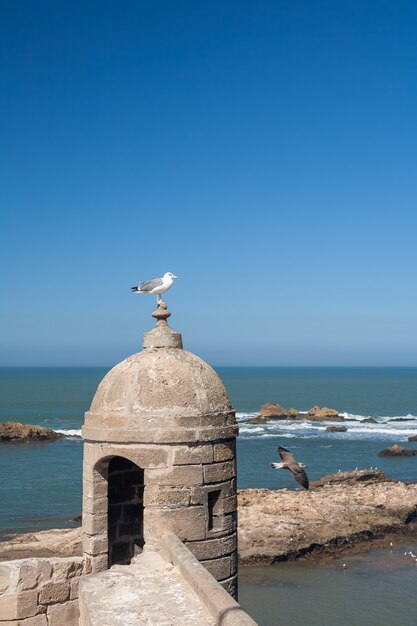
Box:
xmin=270 ymin=446 xmax=309 ymax=489
xmin=131 ymin=272 xmax=179 ymax=303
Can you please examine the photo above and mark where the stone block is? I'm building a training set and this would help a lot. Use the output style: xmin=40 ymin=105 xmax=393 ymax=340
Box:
xmin=222 ymin=495 xmax=237 ymax=514
xmin=220 ymin=574 xmax=238 ymax=598
xmin=0 ymin=563 xmax=17 ymax=594
xmin=90 ymin=554 xmax=108 ymax=573
xmin=83 ymin=512 xmax=107 ymax=535
xmin=213 ymin=441 xmax=236 ymax=462
xmin=230 ymin=550 xmax=238 ymax=575
xmin=38 ymin=581 xmax=70 ymax=604
xmin=200 ymin=556 xmax=231 ymax=580
xmin=47 ymin=599 xmax=79 ymax=626
xmin=0 ymin=590 xmax=38 ymax=620
xmin=207 ymin=512 xmax=237 ymax=537
xmin=144 ymin=486 xmax=191 ymax=508
xmin=0 ymin=616 xmax=48 ymax=626
xmin=85 ymin=443 xmax=170 ymax=469
xmin=83 ymin=533 xmax=108 ymax=556
xmin=82 ymin=478 xmax=107 ymax=500
xmin=146 ymin=464 xmax=203 ymax=486
xmin=203 ymin=461 xmax=236 ymax=484
xmin=172 ymin=444 xmax=213 ymax=465
xmin=19 ymin=560 xmax=53 ymax=591
xmin=145 ymin=507 xmax=207 ymax=542
xmin=82 ymin=494 xmax=106 ymax=515
xmin=70 ymin=577 xmax=80 ymax=600
xmin=187 ymin=534 xmax=237 ymax=560
xmin=50 ymin=558 xmax=83 ymax=581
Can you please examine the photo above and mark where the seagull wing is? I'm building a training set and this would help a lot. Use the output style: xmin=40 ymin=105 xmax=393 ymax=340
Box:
xmin=138 ymin=277 xmax=164 ymax=292
xmin=278 ymin=446 xmax=296 ymax=463
xmin=287 ymin=462 xmax=309 ymax=489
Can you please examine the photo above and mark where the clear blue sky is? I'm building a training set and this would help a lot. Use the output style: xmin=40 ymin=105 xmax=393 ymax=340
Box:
xmin=1 ymin=0 xmax=416 ymax=366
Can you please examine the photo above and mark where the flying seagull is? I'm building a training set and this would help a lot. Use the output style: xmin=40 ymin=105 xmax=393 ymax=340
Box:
xmin=131 ymin=272 xmax=179 ymax=303
xmin=270 ymin=446 xmax=309 ymax=489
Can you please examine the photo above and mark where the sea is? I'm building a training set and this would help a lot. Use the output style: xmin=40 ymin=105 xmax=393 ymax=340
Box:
xmin=1 ymin=366 xmax=417 ymax=625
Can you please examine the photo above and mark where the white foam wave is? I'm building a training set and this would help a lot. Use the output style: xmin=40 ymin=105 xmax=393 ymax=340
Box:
xmin=54 ymin=429 xmax=82 ymax=438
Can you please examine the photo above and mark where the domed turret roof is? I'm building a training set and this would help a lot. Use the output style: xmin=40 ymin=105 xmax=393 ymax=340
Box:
xmin=83 ymin=301 xmax=236 ymax=444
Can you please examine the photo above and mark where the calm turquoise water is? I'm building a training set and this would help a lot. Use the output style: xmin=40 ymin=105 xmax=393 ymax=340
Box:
xmin=1 ymin=366 xmax=417 ymax=625
xmin=239 ymin=542 xmax=417 ymax=626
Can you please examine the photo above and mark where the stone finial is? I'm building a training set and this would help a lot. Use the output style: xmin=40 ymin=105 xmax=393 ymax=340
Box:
xmin=142 ymin=300 xmax=183 ymax=349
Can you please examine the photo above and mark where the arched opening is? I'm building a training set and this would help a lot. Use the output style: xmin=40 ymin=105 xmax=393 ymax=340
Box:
xmin=108 ymin=456 xmax=144 ymax=566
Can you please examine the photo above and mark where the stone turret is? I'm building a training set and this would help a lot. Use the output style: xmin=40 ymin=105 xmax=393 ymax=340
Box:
xmin=82 ymin=301 xmax=239 ymax=597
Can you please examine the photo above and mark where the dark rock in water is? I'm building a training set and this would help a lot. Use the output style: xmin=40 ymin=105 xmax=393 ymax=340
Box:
xmin=311 ymin=469 xmax=389 ymax=487
xmin=72 ymin=515 xmax=82 ymax=524
xmin=408 ymin=435 xmax=417 ymax=442
xmin=378 ymin=444 xmax=417 ymax=457
xmin=326 ymin=425 xmax=348 ymax=432
xmin=390 ymin=417 xmax=416 ymax=422
xmin=307 ymin=406 xmax=343 ymax=421
xmin=0 ymin=422 xmax=64 ymax=442
xmin=249 ymin=415 xmax=270 ymax=424
xmin=287 ymin=408 xmax=299 ymax=418
xmin=259 ymin=403 xmax=288 ymax=419
xmin=362 ymin=417 xmax=378 ymax=424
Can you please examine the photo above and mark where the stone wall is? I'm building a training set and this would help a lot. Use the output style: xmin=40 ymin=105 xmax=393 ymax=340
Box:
xmin=0 ymin=557 xmax=83 ymax=626
xmin=159 ymin=531 xmax=258 ymax=626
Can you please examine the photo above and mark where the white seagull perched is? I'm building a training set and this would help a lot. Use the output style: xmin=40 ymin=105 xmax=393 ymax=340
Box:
xmin=270 ymin=446 xmax=310 ymax=489
xmin=131 ymin=272 xmax=179 ymax=303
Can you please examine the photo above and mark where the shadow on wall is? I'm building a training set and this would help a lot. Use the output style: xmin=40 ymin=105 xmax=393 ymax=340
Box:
xmin=107 ymin=456 xmax=144 ymax=566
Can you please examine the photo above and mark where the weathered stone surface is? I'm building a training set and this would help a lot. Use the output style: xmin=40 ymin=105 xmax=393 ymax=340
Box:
xmin=408 ymin=435 xmax=417 ymax=442
xmin=47 ymin=599 xmax=79 ymax=625
xmin=187 ymin=535 xmax=237 ymax=560
xmin=259 ymin=403 xmax=288 ymax=418
xmin=200 ymin=556 xmax=231 ymax=580
xmin=79 ymin=551 xmax=217 ymax=626
xmin=213 ymin=441 xmax=235 ymax=462
xmin=4 ymin=616 xmax=48 ymax=626
xmin=326 ymin=425 xmax=348 ymax=432
xmin=378 ymin=444 xmax=417 ymax=457
xmin=362 ymin=417 xmax=378 ymax=423
xmin=144 ymin=486 xmax=191 ymax=508
xmin=83 ymin=533 xmax=108 ymax=556
xmin=0 ymin=422 xmax=64 ymax=443
xmin=146 ymin=464 xmax=204 ymax=486
xmin=38 ymin=580 xmax=70 ymax=604
xmin=173 ymin=444 xmax=213 ymax=465
xmin=145 ymin=507 xmax=207 ymax=542
xmin=307 ymin=406 xmax=342 ymax=421
xmin=203 ymin=461 xmax=236 ymax=484
xmin=0 ymin=590 xmax=38 ymax=620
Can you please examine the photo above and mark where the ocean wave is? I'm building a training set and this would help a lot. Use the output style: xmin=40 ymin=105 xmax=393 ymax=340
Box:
xmin=54 ymin=429 xmax=82 ymax=438
xmin=236 ymin=410 xmax=417 ymax=424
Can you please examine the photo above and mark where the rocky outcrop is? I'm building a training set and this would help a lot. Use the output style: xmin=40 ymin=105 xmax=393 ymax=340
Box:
xmin=378 ymin=444 xmax=417 ymax=457
xmin=253 ymin=404 xmax=343 ymax=423
xmin=325 ymin=425 xmax=348 ymax=432
xmin=408 ymin=435 xmax=417 ymax=442
xmin=0 ymin=422 xmax=64 ymax=442
xmin=307 ymin=406 xmax=343 ymax=421
xmin=238 ymin=469 xmax=417 ymax=565
xmin=258 ymin=403 xmax=288 ymax=419
xmin=0 ymin=528 xmax=82 ymax=561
